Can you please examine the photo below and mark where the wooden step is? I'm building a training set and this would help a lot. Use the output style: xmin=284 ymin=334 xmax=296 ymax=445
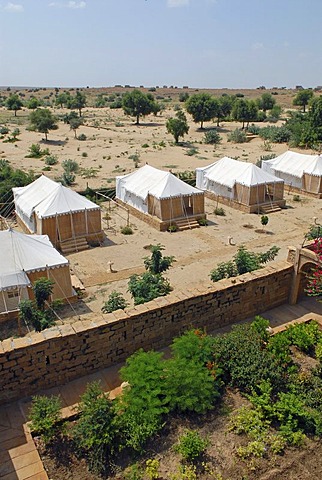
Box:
xmin=260 ymin=203 xmax=282 ymax=214
xmin=175 ymin=218 xmax=200 ymax=231
xmin=60 ymin=237 xmax=89 ymax=254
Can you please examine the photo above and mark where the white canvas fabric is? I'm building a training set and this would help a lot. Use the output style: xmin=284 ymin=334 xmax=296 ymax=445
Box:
xmin=116 ymin=165 xmax=202 ymax=213
xmin=196 ymin=157 xmax=283 ymax=191
xmin=13 ymin=175 xmax=100 ymax=221
xmin=262 ymin=151 xmax=322 ymax=182
xmin=0 ymin=229 xmax=68 ymax=291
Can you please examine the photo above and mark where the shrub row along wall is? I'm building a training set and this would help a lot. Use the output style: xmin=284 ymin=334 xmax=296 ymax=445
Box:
xmin=0 ymin=261 xmax=293 ymax=404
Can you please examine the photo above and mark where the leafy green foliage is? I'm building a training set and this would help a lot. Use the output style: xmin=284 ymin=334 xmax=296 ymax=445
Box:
xmin=166 ymin=110 xmax=189 ymax=143
xmin=293 ymin=89 xmax=314 ymax=112
xmin=203 ymin=129 xmax=222 ymax=146
xmin=285 ymin=321 xmax=322 ymax=354
xmin=164 ymin=358 xmax=218 ymax=414
xmin=227 ymin=128 xmax=247 ymax=143
xmin=121 ymin=225 xmax=133 ymax=235
xmin=25 ymin=143 xmax=49 ymax=158
xmin=62 ymin=158 xmax=79 ymax=173
xmin=170 ymin=329 xmax=215 ymax=365
xmin=261 ymin=215 xmax=269 ymax=227
xmin=73 ymin=382 xmax=118 ymax=475
xmin=213 ymin=323 xmax=285 ymax=393
xmin=210 ymin=245 xmax=279 ymax=282
xmin=145 ymin=459 xmax=160 ymax=480
xmin=116 ymin=350 xmax=168 ymax=452
xmin=29 ymin=395 xmax=62 ymax=444
xmin=101 ymin=291 xmax=128 ymax=313
xmin=33 ymin=277 xmax=54 ymax=310
xmin=258 ymin=125 xmax=291 ymax=143
xmin=29 ymin=108 xmax=58 ymax=141
xmin=128 ymin=272 xmax=172 ymax=305
xmin=6 ymin=94 xmax=23 ymax=116
xmin=185 ymin=93 xmax=218 ymax=129
xmin=144 ymin=244 xmax=175 ymax=274
xmin=44 ymin=154 xmax=58 ymax=165
xmin=122 ymin=89 xmax=158 ymax=124
xmin=174 ymin=430 xmax=209 ymax=462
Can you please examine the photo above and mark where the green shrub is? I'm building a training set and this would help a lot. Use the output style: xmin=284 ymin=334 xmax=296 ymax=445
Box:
xmin=165 ymin=358 xmax=219 ymax=414
xmin=145 ymin=459 xmax=160 ymax=480
xmin=214 ymin=207 xmax=225 ymax=216
xmin=229 ymin=405 xmax=270 ymax=439
xmin=44 ymin=154 xmax=58 ymax=165
xmin=227 ymin=129 xmax=247 ymax=143
xmin=78 ymin=133 xmax=87 ymax=140
xmin=0 ymin=126 xmax=9 ymax=135
xmin=285 ymin=321 xmax=322 ymax=353
xmin=128 ymin=272 xmax=172 ymax=305
xmin=247 ymin=124 xmax=260 ymax=135
xmin=29 ymin=395 xmax=62 ymax=444
xmin=258 ymin=126 xmax=291 ymax=143
xmin=101 ymin=291 xmax=128 ymax=313
xmin=62 ymin=158 xmax=79 ymax=173
xmin=185 ymin=147 xmax=198 ymax=156
xmin=197 ymin=218 xmax=208 ymax=226
xmin=174 ymin=430 xmax=209 ymax=462
xmin=167 ymin=224 xmax=178 ymax=232
xmin=237 ymin=440 xmax=266 ymax=459
xmin=203 ymin=130 xmax=222 ymax=145
xmin=116 ymin=350 xmax=168 ymax=452
xmin=25 ymin=143 xmax=49 ymax=158
xmin=81 ymin=152 xmax=88 ymax=157
xmin=61 ymin=171 xmax=75 ymax=186
xmin=73 ymin=381 xmax=118 ymax=475
xmin=121 ymin=225 xmax=133 ymax=235
xmin=293 ymin=194 xmax=301 ymax=202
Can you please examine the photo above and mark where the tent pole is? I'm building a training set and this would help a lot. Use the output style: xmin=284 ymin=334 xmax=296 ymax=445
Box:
xmin=85 ymin=208 xmax=88 ymax=234
xmin=1 ymin=290 xmax=8 ymax=313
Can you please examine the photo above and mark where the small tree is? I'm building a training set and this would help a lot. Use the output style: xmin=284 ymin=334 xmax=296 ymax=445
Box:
xmin=261 ymin=215 xmax=269 ymax=228
xmin=293 ymin=89 xmax=314 ymax=113
xmin=122 ymin=89 xmax=157 ymax=125
xmin=185 ymin=93 xmax=218 ymax=129
xmin=29 ymin=108 xmax=58 ymax=141
xmin=33 ymin=277 xmax=54 ymax=310
xmin=69 ymin=116 xmax=83 ymax=138
xmin=68 ymin=90 xmax=87 ymax=116
xmin=166 ymin=110 xmax=189 ymax=143
xmin=144 ymin=244 xmax=175 ymax=274
xmin=257 ymin=93 xmax=276 ymax=112
xmin=6 ymin=94 xmax=23 ymax=116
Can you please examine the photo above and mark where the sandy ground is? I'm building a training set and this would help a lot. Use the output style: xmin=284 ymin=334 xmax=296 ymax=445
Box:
xmin=0 ymin=101 xmax=321 ymax=319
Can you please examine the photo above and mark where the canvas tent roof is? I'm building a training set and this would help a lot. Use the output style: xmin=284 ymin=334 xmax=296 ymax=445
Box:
xmin=262 ymin=151 xmax=322 ymax=178
xmin=13 ymin=175 xmax=100 ymax=219
xmin=116 ymin=165 xmax=203 ymax=200
xmin=0 ymin=229 xmax=68 ymax=291
xmin=196 ymin=157 xmax=284 ymax=188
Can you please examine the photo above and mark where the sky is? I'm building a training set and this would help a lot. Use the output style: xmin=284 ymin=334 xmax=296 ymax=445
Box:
xmin=0 ymin=0 xmax=322 ymax=89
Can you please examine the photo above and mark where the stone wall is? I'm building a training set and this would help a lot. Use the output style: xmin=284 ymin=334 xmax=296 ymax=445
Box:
xmin=0 ymin=261 xmax=293 ymax=404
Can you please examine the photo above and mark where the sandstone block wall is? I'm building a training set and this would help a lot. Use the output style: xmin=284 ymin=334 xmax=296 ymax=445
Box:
xmin=0 ymin=262 xmax=293 ymax=404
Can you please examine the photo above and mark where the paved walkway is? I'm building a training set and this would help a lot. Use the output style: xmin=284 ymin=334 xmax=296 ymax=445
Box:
xmin=0 ymin=297 xmax=321 ymax=480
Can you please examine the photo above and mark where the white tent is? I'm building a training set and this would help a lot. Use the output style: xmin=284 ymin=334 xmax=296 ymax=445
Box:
xmin=116 ymin=165 xmax=205 ymax=228
xmin=262 ymin=151 xmax=322 ymax=192
xmin=13 ymin=176 xmax=103 ymax=248
xmin=13 ymin=175 xmax=100 ymax=232
xmin=0 ymin=229 xmax=73 ymax=314
xmin=196 ymin=157 xmax=284 ymax=206
xmin=116 ymin=164 xmax=202 ymax=214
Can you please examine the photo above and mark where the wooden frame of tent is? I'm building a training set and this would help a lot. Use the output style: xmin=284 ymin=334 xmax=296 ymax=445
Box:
xmin=0 ymin=264 xmax=76 ymax=322
xmin=16 ymin=208 xmax=104 ymax=251
xmin=204 ymin=181 xmax=285 ymax=214
xmin=301 ymin=174 xmax=322 ymax=198
xmin=117 ymin=192 xmax=206 ymax=231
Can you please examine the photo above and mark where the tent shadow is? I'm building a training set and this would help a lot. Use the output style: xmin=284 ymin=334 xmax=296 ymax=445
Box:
xmin=40 ymin=139 xmax=66 ymax=146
